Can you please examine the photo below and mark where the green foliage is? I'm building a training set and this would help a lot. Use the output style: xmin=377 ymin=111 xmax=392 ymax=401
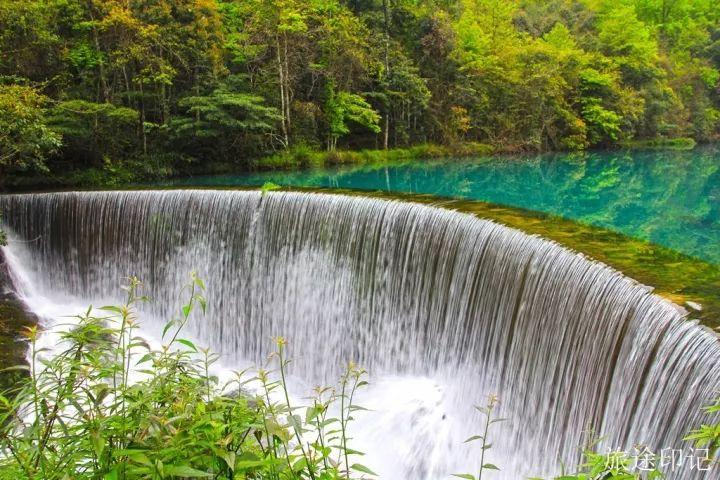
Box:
xmin=261 ymin=181 xmax=281 ymax=195
xmin=685 ymin=397 xmax=720 ymax=461
xmin=0 ymin=276 xmax=375 ymax=480
xmin=0 ymin=84 xmax=61 ymax=172
xmin=325 ymin=85 xmax=381 ymax=150
xmin=0 ymin=1 xmax=62 ymax=80
xmin=169 ymin=80 xmax=281 ymax=160
xmin=172 ymin=88 xmax=280 ymax=139
xmin=1 ymin=0 xmax=720 ymax=185
xmin=47 ymin=100 xmax=139 ymax=165
xmin=596 ymin=1 xmax=659 ymax=79
xmin=620 ymin=137 xmax=697 ymax=150
xmin=581 ymin=101 xmax=623 ymax=144
xmin=547 ymin=450 xmax=663 ymax=480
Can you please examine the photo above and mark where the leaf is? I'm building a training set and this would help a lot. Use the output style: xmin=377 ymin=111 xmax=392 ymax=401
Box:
xmin=482 ymin=463 xmax=500 ymax=470
xmin=344 ymin=448 xmax=365 ymax=456
xmin=91 ymin=430 xmax=105 ymax=457
xmin=123 ymin=451 xmax=152 ymax=466
xmin=292 ymin=457 xmax=308 ymax=472
xmin=306 ymin=405 xmax=323 ymax=423
xmin=235 ymin=459 xmax=268 ymax=470
xmin=100 ymin=306 xmax=123 ymax=313
xmin=463 ymin=435 xmax=484 ymax=443
xmin=104 ymin=469 xmax=119 ymax=480
xmin=165 ymin=465 xmax=213 ymax=477
xmin=197 ymin=296 xmax=207 ymax=313
xmin=452 ymin=474 xmax=476 ymax=480
xmin=288 ymin=413 xmax=303 ymax=431
xmin=266 ymin=419 xmax=291 ymax=442
xmin=162 ymin=320 xmax=176 ymax=338
xmin=351 ymin=463 xmax=378 ymax=476
xmin=177 ymin=339 xmax=197 ymax=352
xmin=136 ymin=353 xmax=153 ymax=365
xmin=0 ymin=365 xmax=30 ymax=372
xmin=216 ymin=450 xmax=235 ymax=471
xmin=349 ymin=405 xmax=370 ymax=412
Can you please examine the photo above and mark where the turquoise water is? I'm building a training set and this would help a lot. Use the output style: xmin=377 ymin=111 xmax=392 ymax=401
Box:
xmin=167 ymin=146 xmax=720 ymax=265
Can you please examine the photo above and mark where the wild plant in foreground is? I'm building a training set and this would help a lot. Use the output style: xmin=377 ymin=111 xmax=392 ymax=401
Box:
xmin=0 ymin=275 xmax=375 ymax=480
xmin=685 ymin=396 xmax=720 ymax=464
xmin=453 ymin=393 xmax=505 ymax=480
xmin=256 ymin=337 xmax=375 ymax=480
xmin=544 ymin=449 xmax=664 ymax=480
xmin=455 ymin=400 xmax=667 ymax=480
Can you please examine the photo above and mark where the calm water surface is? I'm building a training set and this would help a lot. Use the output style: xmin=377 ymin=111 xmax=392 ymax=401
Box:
xmin=166 ymin=146 xmax=720 ymax=264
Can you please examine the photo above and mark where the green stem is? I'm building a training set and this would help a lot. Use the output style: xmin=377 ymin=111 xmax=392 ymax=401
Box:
xmin=478 ymin=404 xmax=493 ymax=480
xmin=339 ymin=372 xmax=350 ymax=479
xmin=260 ymin=377 xmax=281 ymax=480
xmin=278 ymin=345 xmax=316 ymax=480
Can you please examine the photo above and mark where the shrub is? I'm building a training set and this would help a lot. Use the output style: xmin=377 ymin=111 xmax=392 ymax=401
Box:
xmin=619 ymin=137 xmax=696 ymax=150
xmin=0 ymin=275 xmax=375 ymax=480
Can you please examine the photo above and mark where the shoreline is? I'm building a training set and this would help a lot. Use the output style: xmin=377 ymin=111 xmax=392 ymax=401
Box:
xmin=0 ymin=137 xmax=702 ymax=192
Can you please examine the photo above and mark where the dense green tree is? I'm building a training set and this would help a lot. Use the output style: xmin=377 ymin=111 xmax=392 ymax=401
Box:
xmin=325 ymin=83 xmax=381 ymax=150
xmin=169 ymin=77 xmax=280 ymax=159
xmin=0 ymin=84 xmax=61 ymax=173
xmin=47 ymin=100 xmax=140 ymax=166
xmin=0 ymin=0 xmax=719 ymax=183
xmin=0 ymin=1 xmax=63 ymax=82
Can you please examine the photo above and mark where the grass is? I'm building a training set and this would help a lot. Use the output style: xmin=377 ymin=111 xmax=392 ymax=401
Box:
xmin=252 ymin=143 xmax=494 ymax=170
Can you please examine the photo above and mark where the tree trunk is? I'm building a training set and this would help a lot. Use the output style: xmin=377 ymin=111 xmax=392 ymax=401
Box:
xmin=382 ymin=0 xmax=391 ymax=150
xmin=88 ymin=2 xmax=110 ymax=103
xmin=283 ymin=32 xmax=291 ymax=142
xmin=138 ymin=81 xmax=147 ymax=155
xmin=276 ymin=35 xmax=289 ymax=148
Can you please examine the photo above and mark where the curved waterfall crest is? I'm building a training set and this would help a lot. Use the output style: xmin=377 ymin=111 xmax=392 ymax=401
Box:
xmin=1 ymin=189 xmax=718 ymax=479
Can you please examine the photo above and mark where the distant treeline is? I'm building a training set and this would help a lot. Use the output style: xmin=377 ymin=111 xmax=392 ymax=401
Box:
xmin=1 ymin=0 xmax=719 ymax=180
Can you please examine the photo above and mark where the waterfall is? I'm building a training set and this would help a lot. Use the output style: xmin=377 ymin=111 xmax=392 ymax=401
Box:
xmin=1 ymin=190 xmax=718 ymax=479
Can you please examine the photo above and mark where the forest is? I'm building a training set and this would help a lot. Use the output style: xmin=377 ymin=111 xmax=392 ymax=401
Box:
xmin=1 ymin=0 xmax=719 ymax=185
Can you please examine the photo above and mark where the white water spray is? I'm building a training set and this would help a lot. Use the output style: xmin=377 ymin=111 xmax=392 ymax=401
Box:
xmin=0 ymin=190 xmax=718 ymax=479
